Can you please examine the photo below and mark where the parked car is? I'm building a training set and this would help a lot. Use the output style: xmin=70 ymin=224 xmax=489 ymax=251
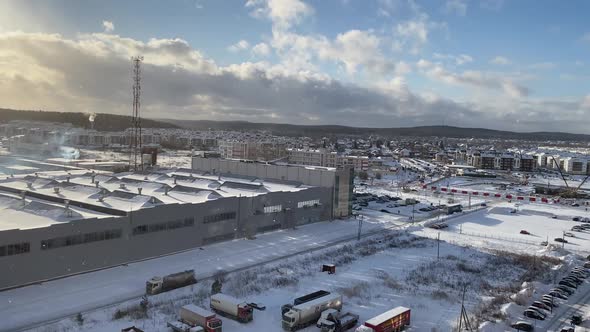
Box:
xmin=558 ymin=280 xmax=577 ymax=289
xmin=551 ymin=215 xmax=558 ymax=219
xmin=541 ymin=298 xmax=557 ymax=308
xmin=560 ymin=328 xmax=574 ymax=332
xmin=248 ymin=302 xmax=266 ymax=311
xmin=531 ymin=301 xmax=551 ymax=311
xmin=573 ymin=217 xmax=581 ymax=221
xmin=510 ymin=321 xmax=534 ymax=331
xmin=564 ymin=232 xmax=575 ymax=237
xmin=520 ymin=230 xmax=531 ymax=235
xmin=380 ymin=209 xmax=390 ymax=213
xmin=548 ymin=291 xmax=567 ymax=300
xmin=555 ymin=285 xmax=575 ymax=295
xmin=572 ymin=203 xmax=580 ymax=207
xmin=480 ymin=203 xmax=487 ymax=207
xmin=523 ymin=309 xmax=545 ymax=320
xmin=584 ymin=262 xmax=590 ymax=268
xmin=571 ymin=226 xmax=583 ymax=232
xmin=572 ymin=315 xmax=582 ymax=325
xmin=359 ymin=202 xmax=368 ymax=207
xmin=555 ymin=238 xmax=568 ymax=243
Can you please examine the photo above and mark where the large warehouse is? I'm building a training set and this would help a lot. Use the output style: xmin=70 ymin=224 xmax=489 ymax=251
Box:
xmin=0 ymin=159 xmax=353 ymax=289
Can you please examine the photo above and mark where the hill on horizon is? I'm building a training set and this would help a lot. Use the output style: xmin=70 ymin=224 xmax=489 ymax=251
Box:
xmin=0 ymin=108 xmax=178 ymax=131
xmin=163 ymin=118 xmax=590 ymax=141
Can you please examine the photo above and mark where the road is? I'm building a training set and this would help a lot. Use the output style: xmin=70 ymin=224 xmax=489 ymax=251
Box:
xmin=1 ymin=208 xmax=434 ymax=332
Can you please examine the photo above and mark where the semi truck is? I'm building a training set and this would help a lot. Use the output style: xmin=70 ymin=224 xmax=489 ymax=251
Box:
xmin=282 ymin=293 xmax=343 ymax=331
xmin=316 ymin=308 xmax=359 ymax=332
xmin=167 ymin=304 xmax=222 ymax=332
xmin=146 ymin=270 xmax=197 ymax=295
xmin=281 ymin=290 xmax=331 ymax=314
xmin=210 ymin=293 xmax=253 ymax=323
xmin=355 ymin=307 xmax=410 ymax=332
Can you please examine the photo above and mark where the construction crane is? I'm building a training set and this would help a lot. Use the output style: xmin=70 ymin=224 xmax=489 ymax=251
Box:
xmin=549 ymin=155 xmax=590 ymax=198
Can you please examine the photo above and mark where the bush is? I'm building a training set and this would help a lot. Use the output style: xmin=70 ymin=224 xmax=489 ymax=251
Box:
xmin=358 ymin=171 xmax=369 ymax=180
xmin=375 ymin=172 xmax=382 ymax=180
xmin=75 ymin=312 xmax=84 ymax=326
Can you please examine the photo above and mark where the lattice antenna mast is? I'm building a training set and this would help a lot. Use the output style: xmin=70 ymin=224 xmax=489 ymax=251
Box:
xmin=130 ymin=56 xmax=144 ymax=171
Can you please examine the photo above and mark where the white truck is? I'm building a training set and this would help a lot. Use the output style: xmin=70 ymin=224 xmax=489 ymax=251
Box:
xmin=282 ymin=293 xmax=343 ymax=331
xmin=210 ymin=293 xmax=253 ymax=323
xmin=167 ymin=304 xmax=222 ymax=332
xmin=316 ymin=309 xmax=359 ymax=332
xmin=146 ymin=270 xmax=197 ymax=295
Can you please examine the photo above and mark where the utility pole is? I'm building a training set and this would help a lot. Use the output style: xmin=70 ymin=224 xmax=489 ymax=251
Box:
xmin=468 ymin=192 xmax=471 ymax=210
xmin=562 ymin=231 xmax=566 ymax=248
xmin=412 ymin=203 xmax=415 ymax=223
xmin=437 ymin=232 xmax=440 ymax=260
xmin=357 ymin=214 xmax=363 ymax=241
xmin=457 ymin=284 xmax=473 ymax=332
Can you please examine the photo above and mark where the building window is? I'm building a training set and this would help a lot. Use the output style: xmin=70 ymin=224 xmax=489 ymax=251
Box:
xmin=41 ymin=229 xmax=122 ymax=250
xmin=0 ymin=242 xmax=31 ymax=257
xmin=298 ymin=199 xmax=320 ymax=208
xmin=133 ymin=217 xmax=195 ymax=236
xmin=203 ymin=212 xmax=236 ymax=224
xmin=264 ymin=205 xmax=282 ymax=213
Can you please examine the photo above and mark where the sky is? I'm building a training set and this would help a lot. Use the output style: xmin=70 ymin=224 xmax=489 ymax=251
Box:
xmin=0 ymin=0 xmax=589 ymax=133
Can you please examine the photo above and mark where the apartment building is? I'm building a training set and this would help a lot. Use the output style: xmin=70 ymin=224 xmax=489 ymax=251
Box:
xmin=219 ymin=140 xmax=287 ymax=162
xmin=286 ymin=148 xmax=369 ymax=171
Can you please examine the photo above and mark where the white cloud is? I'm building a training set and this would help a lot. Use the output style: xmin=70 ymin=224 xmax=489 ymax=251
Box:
xmin=246 ymin=0 xmax=313 ymax=29
xmin=0 ymin=30 xmax=587 ymax=132
xmin=417 ymin=59 xmax=529 ymax=98
xmin=444 ymin=0 xmax=467 ymax=16
xmin=393 ymin=12 xmax=447 ymax=55
xmin=228 ymin=40 xmax=250 ymax=52
xmin=528 ymin=62 xmax=555 ymax=70
xmin=102 ymin=20 xmax=114 ymax=33
xmin=480 ymin=0 xmax=504 ymax=11
xmin=252 ymin=42 xmax=271 ymax=57
xmin=582 ymin=95 xmax=590 ymax=109
xmin=581 ymin=32 xmax=590 ymax=42
xmin=433 ymin=53 xmax=473 ymax=65
xmin=490 ymin=56 xmax=510 ymax=65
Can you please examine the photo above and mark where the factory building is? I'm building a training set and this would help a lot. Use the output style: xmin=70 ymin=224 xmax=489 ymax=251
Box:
xmin=0 ymin=160 xmax=352 ymax=289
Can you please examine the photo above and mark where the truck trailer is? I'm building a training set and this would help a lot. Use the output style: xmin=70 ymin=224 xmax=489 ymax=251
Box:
xmin=146 ymin=270 xmax=197 ymax=295
xmin=210 ymin=293 xmax=253 ymax=323
xmin=282 ymin=293 xmax=343 ymax=331
xmin=316 ymin=308 xmax=359 ymax=332
xmin=168 ymin=304 xmax=222 ymax=332
xmin=355 ymin=307 xmax=410 ymax=332
xmin=281 ymin=290 xmax=331 ymax=314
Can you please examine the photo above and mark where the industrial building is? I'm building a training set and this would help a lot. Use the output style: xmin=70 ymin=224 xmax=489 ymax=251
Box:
xmin=0 ymin=159 xmax=353 ymax=289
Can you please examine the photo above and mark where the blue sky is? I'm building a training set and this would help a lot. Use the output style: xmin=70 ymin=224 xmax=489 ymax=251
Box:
xmin=0 ymin=0 xmax=589 ymax=132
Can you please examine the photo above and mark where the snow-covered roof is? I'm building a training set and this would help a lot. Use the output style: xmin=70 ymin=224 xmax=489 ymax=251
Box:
xmin=365 ymin=306 xmax=410 ymax=326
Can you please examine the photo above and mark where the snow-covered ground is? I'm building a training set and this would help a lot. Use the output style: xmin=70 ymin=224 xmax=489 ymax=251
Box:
xmin=5 ymin=173 xmax=590 ymax=332
xmin=81 ymin=149 xmax=193 ymax=168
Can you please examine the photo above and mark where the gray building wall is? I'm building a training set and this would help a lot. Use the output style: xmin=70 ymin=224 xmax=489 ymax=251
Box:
xmin=0 ymin=187 xmax=332 ymax=289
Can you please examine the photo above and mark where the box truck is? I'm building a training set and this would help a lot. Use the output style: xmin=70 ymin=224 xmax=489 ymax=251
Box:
xmin=210 ymin=293 xmax=253 ymax=323
xmin=167 ymin=304 xmax=222 ymax=332
xmin=355 ymin=307 xmax=410 ymax=332
xmin=316 ymin=308 xmax=359 ymax=332
xmin=282 ymin=293 xmax=342 ymax=331
xmin=146 ymin=270 xmax=196 ymax=295
xmin=281 ymin=290 xmax=331 ymax=314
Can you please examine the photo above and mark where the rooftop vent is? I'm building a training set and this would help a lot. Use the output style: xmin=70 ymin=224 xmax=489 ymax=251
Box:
xmin=53 ymin=187 xmax=60 ymax=194
xmin=144 ymin=176 xmax=148 ymax=181
xmin=95 ymin=181 xmax=100 ymax=188
xmin=119 ymin=183 xmax=126 ymax=189
xmin=91 ymin=175 xmax=96 ymax=184
xmin=66 ymin=176 xmax=70 ymax=183
xmin=137 ymin=187 xmax=143 ymax=195
xmin=26 ymin=182 xmax=33 ymax=189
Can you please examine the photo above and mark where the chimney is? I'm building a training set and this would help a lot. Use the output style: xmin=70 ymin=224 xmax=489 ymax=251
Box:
xmin=91 ymin=175 xmax=96 ymax=184
xmin=164 ymin=187 xmax=169 ymax=195
xmin=138 ymin=187 xmax=143 ymax=195
xmin=54 ymin=187 xmax=60 ymax=194
xmin=173 ymin=177 xmax=177 ymax=185
xmin=95 ymin=181 xmax=100 ymax=188
xmin=98 ymin=196 xmax=104 ymax=202
xmin=144 ymin=176 xmax=148 ymax=181
xmin=66 ymin=176 xmax=70 ymax=183
xmin=26 ymin=182 xmax=33 ymax=189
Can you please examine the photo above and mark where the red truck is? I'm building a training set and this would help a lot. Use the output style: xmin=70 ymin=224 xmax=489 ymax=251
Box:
xmin=355 ymin=307 xmax=410 ymax=332
xmin=167 ymin=304 xmax=222 ymax=332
